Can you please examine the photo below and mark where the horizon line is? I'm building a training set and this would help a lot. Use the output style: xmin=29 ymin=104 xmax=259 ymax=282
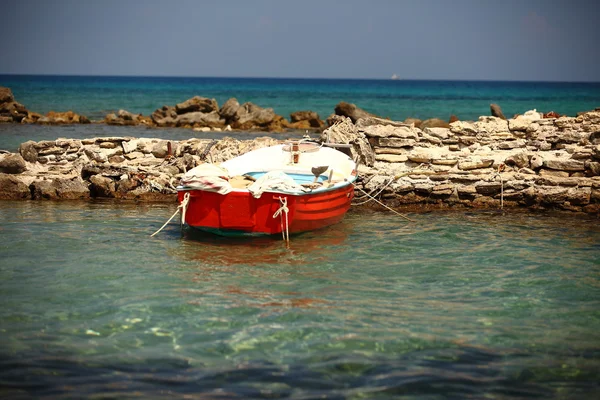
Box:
xmin=0 ymin=73 xmax=599 ymax=84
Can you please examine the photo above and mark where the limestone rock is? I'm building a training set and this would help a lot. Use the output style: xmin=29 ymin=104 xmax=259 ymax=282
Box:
xmin=151 ymin=106 xmax=177 ymax=126
xmin=0 ymin=153 xmax=27 ymax=174
xmin=505 ymin=151 xmax=530 ymax=169
xmin=231 ymin=102 xmax=277 ymax=129
xmin=0 ymin=173 xmax=30 ymax=199
xmin=290 ymin=110 xmax=323 ymax=128
xmin=490 ymin=103 xmax=506 ymax=119
xmin=321 ymin=116 xmax=375 ymax=166
xmin=375 ymin=154 xmax=408 ymax=163
xmin=360 ymin=123 xmax=419 ymax=140
xmin=175 ymin=96 xmax=219 ymax=114
xmin=0 ymin=87 xmax=14 ymax=103
xmin=420 ymin=118 xmax=450 ymax=129
xmin=19 ymin=140 xmax=38 ymax=162
xmin=543 ymin=158 xmax=585 ymax=171
xmin=334 ymin=101 xmax=377 ymax=123
xmin=219 ymin=98 xmax=241 ymax=122
xmin=30 ymin=178 xmax=89 ymax=200
xmin=458 ymin=158 xmax=494 ymax=170
xmin=90 ymin=175 xmax=116 ymax=198
xmin=176 ymin=111 xmax=225 ymax=128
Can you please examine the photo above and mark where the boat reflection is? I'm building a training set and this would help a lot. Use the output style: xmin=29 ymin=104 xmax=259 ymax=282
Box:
xmin=177 ymin=218 xmax=353 ymax=267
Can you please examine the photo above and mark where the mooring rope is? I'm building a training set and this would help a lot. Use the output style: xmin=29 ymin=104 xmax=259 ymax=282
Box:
xmin=273 ymin=196 xmax=290 ymax=244
xmin=355 ymin=186 xmax=415 ymax=222
xmin=150 ymin=192 xmax=190 ymax=237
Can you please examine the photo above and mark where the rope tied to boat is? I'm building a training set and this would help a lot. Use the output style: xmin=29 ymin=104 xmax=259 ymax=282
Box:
xmin=273 ymin=196 xmax=290 ymax=244
xmin=150 ymin=192 xmax=190 ymax=237
xmin=493 ymin=163 xmax=505 ymax=210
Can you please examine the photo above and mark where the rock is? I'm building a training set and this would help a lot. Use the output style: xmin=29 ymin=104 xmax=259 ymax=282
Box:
xmin=84 ymin=148 xmax=108 ymax=163
xmin=0 ymin=154 xmax=27 ymax=174
xmin=377 ymin=138 xmax=417 ymax=148
xmin=176 ymin=111 xmax=225 ymax=128
xmin=232 ymin=102 xmax=277 ymax=129
xmin=490 ymin=103 xmax=506 ymax=119
xmin=424 ymin=127 xmax=451 ymax=140
xmin=360 ymin=124 xmax=419 ymax=140
xmin=321 ymin=116 xmax=375 ymax=166
xmin=585 ymin=161 xmax=600 ymax=176
xmin=175 ymin=96 xmax=219 ymax=114
xmin=31 ymin=178 xmax=90 ymax=200
xmin=505 ymin=151 xmax=530 ymax=169
xmin=151 ymin=140 xmax=172 ymax=158
xmin=543 ymin=158 xmax=585 ymax=171
xmin=449 ymin=115 xmax=460 ymax=123
xmin=475 ymin=116 xmax=510 ymax=135
xmin=19 ymin=141 xmax=39 ymax=163
xmin=89 ymin=175 xmax=116 ymax=198
xmin=0 ymin=173 xmax=30 ymax=199
xmin=39 ymin=110 xmax=89 ymax=124
xmin=543 ymin=111 xmax=561 ymax=119
xmin=407 ymin=151 xmax=432 ymax=163
xmin=404 ymin=117 xmax=422 ymax=128
xmin=375 ymin=154 xmax=408 ymax=163
xmin=458 ymin=158 xmax=494 ymax=170
xmin=151 ymin=106 xmax=177 ymax=126
xmin=530 ymin=154 xmax=543 ymax=169
xmin=0 ymin=87 xmax=14 ymax=103
xmin=219 ymin=98 xmax=240 ymax=122
xmin=420 ymin=118 xmax=450 ymax=129
xmin=334 ymin=101 xmax=377 ymax=123
xmin=290 ymin=110 xmax=323 ymax=128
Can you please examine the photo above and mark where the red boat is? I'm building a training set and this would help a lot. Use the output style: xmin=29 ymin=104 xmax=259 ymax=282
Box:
xmin=177 ymin=141 xmax=357 ymax=239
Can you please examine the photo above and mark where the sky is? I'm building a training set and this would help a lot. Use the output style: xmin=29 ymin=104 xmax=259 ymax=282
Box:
xmin=1 ymin=0 xmax=599 ymax=81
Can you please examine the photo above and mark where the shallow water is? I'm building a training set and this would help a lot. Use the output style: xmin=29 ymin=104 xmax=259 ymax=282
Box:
xmin=0 ymin=201 xmax=599 ymax=399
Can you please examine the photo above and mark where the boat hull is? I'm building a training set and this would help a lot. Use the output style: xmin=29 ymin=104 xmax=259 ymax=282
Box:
xmin=178 ymin=184 xmax=354 ymax=237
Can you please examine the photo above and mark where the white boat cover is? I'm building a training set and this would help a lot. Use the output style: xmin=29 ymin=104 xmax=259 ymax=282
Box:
xmin=248 ymin=171 xmax=308 ymax=198
xmin=179 ymin=164 xmax=233 ymax=195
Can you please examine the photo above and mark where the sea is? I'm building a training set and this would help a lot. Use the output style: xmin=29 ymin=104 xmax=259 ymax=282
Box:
xmin=1 ymin=75 xmax=600 ymax=399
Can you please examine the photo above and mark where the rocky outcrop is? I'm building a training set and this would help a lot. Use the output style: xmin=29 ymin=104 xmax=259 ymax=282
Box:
xmin=1 ymin=105 xmax=600 ymax=213
xmin=491 ymin=103 xmax=506 ymax=120
xmin=289 ymin=111 xmax=324 ymax=129
xmin=354 ymin=109 xmax=600 ymax=213
xmin=105 ymin=109 xmax=153 ymax=126
xmin=0 ymin=87 xmax=29 ymax=123
xmin=334 ymin=101 xmax=378 ymax=123
xmin=0 ymin=154 xmax=27 ymax=174
xmin=0 ymin=135 xmax=280 ymax=201
xmin=148 ymin=96 xmax=287 ymax=131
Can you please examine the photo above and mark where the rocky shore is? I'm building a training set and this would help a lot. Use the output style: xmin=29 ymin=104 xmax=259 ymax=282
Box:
xmin=0 ymin=106 xmax=598 ymax=214
xmin=0 ymin=86 xmax=323 ymax=132
xmin=1 ymin=86 xmax=599 ymax=214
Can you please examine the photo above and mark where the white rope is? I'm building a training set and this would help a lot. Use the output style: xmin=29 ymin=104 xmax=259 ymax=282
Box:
xmin=355 ymin=186 xmax=415 ymax=222
xmin=150 ymin=192 xmax=190 ymax=237
xmin=273 ymin=196 xmax=290 ymax=243
xmin=352 ymin=177 xmax=397 ymax=205
xmin=492 ymin=164 xmax=505 ymax=210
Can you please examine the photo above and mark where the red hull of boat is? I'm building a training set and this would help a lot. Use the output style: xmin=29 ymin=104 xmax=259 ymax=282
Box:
xmin=178 ymin=184 xmax=354 ymax=236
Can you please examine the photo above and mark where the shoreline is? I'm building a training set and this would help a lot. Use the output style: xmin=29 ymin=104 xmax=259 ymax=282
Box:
xmin=0 ymin=109 xmax=599 ymax=215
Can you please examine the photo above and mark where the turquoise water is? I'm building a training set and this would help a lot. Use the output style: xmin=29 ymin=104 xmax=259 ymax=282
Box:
xmin=2 ymin=75 xmax=599 ymax=122
xmin=1 ymin=201 xmax=599 ymax=398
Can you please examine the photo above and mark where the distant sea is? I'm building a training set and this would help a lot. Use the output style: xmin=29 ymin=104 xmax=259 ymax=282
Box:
xmin=1 ymin=75 xmax=600 ymax=123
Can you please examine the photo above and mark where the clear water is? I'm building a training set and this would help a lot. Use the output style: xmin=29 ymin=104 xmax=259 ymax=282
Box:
xmin=1 ymin=201 xmax=599 ymax=399
xmin=2 ymin=75 xmax=599 ymax=123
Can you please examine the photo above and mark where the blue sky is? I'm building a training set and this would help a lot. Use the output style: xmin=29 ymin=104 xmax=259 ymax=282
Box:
xmin=1 ymin=0 xmax=598 ymax=81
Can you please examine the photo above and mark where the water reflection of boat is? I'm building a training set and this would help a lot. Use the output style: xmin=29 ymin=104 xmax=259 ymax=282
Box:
xmin=179 ymin=219 xmax=351 ymax=267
